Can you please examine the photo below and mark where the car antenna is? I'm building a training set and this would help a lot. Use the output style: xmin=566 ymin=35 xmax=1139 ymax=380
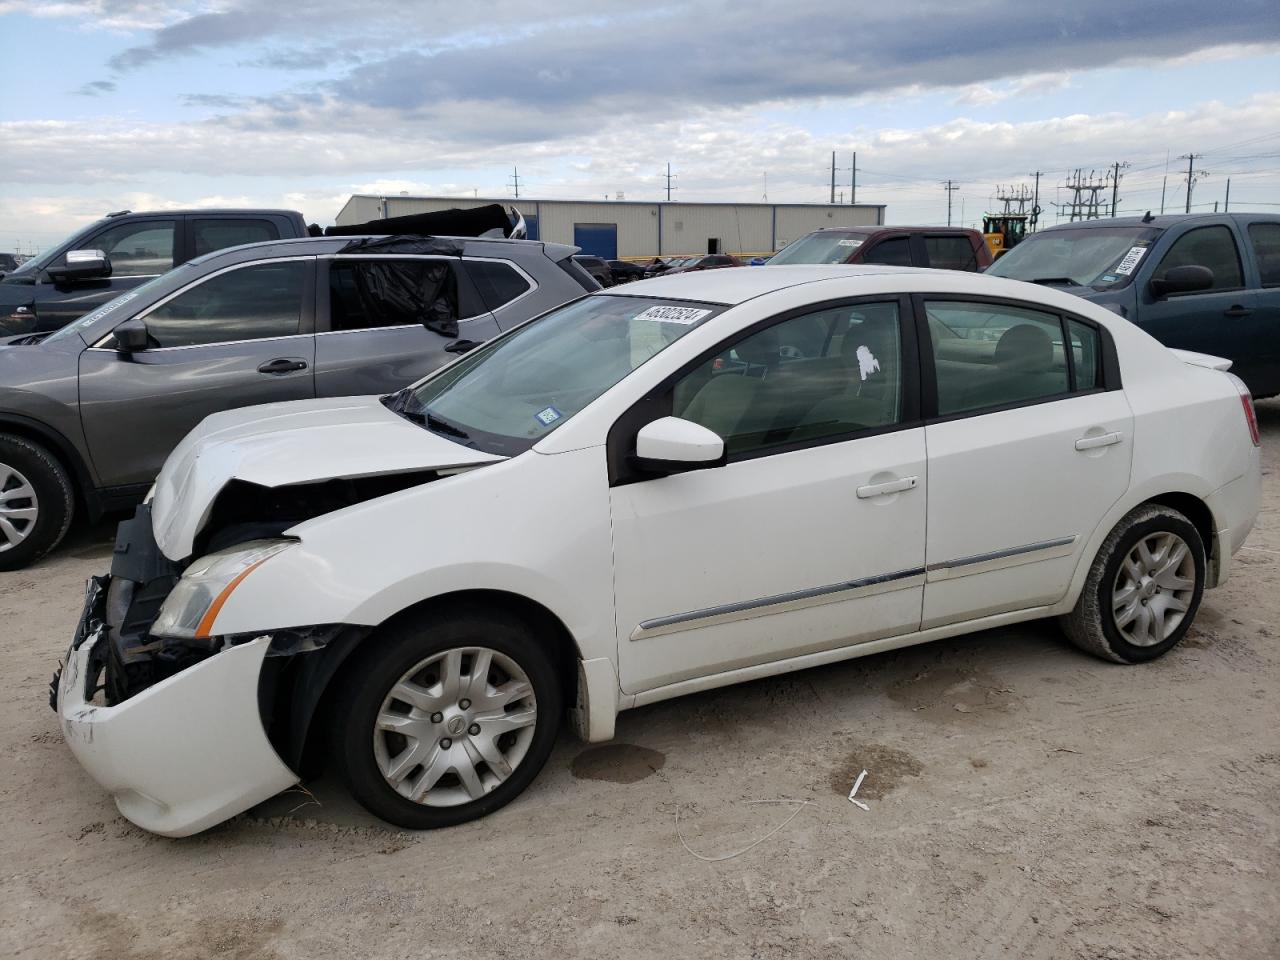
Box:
xmin=1141 ymin=210 xmax=1154 ymax=223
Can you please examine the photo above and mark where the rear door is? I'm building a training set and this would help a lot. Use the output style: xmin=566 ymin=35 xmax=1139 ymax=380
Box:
xmin=79 ymin=257 xmax=317 ymax=487
xmin=919 ymin=296 xmax=1132 ymax=628
xmin=1242 ymin=220 xmax=1280 ymax=396
xmin=314 ymin=255 xmax=499 ymax=397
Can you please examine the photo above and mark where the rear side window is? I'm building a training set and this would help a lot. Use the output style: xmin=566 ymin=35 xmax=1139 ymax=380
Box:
xmin=1247 ymin=223 xmax=1280 ymax=287
xmin=468 ymin=259 xmax=532 ymax=310
xmin=141 ymin=260 xmax=306 ymax=347
xmin=924 ymin=236 xmax=979 ymax=271
xmin=926 ymin=301 xmax=1070 ymax=415
xmin=192 ymin=219 xmax=279 ymax=257
xmin=861 ymin=237 xmax=912 ymax=266
xmin=328 ymin=258 xmax=460 ymax=335
xmin=1153 ymin=226 xmax=1243 ymax=291
xmin=85 ymin=220 xmax=176 ymax=277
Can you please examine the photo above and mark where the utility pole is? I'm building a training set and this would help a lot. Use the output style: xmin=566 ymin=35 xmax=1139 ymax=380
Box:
xmin=942 ymin=180 xmax=960 ymax=226
xmin=830 ymin=152 xmax=836 ymax=204
xmin=508 ymin=165 xmax=522 ymax=199
xmin=1224 ymin=178 xmax=1231 ymax=212
xmin=664 ymin=162 xmax=676 ymax=202
xmin=850 ymin=152 xmax=858 ymax=205
xmin=1109 ymin=161 xmax=1129 ymax=217
xmin=1179 ymin=154 xmax=1205 ymax=214
xmin=1029 ymin=171 xmax=1042 ymax=231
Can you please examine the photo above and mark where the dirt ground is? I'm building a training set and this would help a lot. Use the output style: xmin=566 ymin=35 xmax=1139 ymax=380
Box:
xmin=1 ymin=404 xmax=1277 ymax=960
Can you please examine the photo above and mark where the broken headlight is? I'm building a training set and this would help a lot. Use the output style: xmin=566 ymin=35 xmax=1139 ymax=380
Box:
xmin=151 ymin=539 xmax=295 ymax=640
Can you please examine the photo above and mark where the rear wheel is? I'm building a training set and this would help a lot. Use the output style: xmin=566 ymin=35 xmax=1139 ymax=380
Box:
xmin=332 ymin=607 xmax=562 ymax=829
xmin=1060 ymin=504 xmax=1205 ymax=663
xmin=0 ymin=434 xmax=74 ymax=571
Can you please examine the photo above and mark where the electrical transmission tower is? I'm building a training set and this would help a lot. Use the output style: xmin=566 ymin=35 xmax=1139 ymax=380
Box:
xmin=993 ymin=184 xmax=1033 ymax=215
xmin=1054 ymin=168 xmax=1115 ymax=222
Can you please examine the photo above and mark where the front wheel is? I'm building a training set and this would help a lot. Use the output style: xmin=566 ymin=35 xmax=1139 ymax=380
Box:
xmin=332 ymin=607 xmax=562 ymax=829
xmin=1060 ymin=504 xmax=1205 ymax=663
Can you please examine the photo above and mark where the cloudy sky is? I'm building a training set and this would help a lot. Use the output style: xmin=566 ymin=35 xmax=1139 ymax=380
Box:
xmin=1 ymin=0 xmax=1278 ymax=252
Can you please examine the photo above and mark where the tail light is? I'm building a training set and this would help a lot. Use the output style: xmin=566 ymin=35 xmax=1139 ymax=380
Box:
xmin=1228 ymin=373 xmax=1261 ymax=447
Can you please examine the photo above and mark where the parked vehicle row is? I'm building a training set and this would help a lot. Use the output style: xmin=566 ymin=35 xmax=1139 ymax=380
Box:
xmin=768 ymin=225 xmax=993 ymax=272
xmin=53 ymin=264 xmax=1261 ymax=836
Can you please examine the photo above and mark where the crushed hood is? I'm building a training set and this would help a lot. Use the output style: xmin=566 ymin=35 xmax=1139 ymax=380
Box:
xmin=151 ymin=395 xmax=504 ymax=560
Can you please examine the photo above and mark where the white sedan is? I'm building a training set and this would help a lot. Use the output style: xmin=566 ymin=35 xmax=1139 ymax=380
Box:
xmin=54 ymin=265 xmax=1262 ymax=836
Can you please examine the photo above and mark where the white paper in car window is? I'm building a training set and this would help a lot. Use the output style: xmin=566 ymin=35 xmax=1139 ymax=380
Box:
xmin=635 ymin=305 xmax=711 ymax=325
xmin=837 ymin=238 xmax=864 ymax=248
xmin=1114 ymin=246 xmax=1148 ymax=276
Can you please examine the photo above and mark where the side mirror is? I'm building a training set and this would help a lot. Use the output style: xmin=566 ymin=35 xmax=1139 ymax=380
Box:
xmin=632 ymin=417 xmax=725 ymax=475
xmin=47 ymin=249 xmax=112 ymax=284
xmin=1150 ymin=264 xmax=1213 ymax=298
xmin=112 ymin=318 xmax=150 ymax=352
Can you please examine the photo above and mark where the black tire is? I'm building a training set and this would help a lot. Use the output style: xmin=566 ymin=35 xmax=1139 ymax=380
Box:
xmin=1059 ymin=504 xmax=1206 ymax=664
xmin=331 ymin=606 xmax=562 ymax=830
xmin=0 ymin=433 xmax=74 ymax=572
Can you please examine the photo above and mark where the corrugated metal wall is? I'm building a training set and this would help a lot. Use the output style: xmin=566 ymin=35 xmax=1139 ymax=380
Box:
xmin=337 ymin=195 xmax=884 ymax=259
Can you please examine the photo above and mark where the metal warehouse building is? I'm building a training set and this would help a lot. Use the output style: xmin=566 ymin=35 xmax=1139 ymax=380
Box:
xmin=335 ymin=195 xmax=885 ymax=260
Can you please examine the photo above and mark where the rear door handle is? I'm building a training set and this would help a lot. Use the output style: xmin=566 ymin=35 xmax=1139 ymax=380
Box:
xmin=257 ymin=357 xmax=308 ymax=375
xmin=1075 ymin=431 xmax=1122 ymax=451
xmin=1223 ymin=305 xmax=1253 ymax=318
xmin=856 ymin=476 xmax=918 ymax=499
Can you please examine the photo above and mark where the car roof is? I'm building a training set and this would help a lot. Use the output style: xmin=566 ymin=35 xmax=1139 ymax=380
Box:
xmin=609 ymin=264 xmax=928 ymax=304
xmin=1044 ymin=212 xmax=1280 ymax=231
xmin=806 ymin=225 xmax=977 ymax=235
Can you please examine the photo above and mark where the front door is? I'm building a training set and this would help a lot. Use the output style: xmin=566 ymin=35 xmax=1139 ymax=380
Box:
xmin=611 ymin=298 xmax=927 ymax=694
xmin=919 ymin=297 xmax=1133 ymax=628
xmin=79 ymin=257 xmax=316 ymax=488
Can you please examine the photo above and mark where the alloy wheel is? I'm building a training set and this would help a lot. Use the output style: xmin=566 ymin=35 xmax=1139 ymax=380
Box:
xmin=372 ymin=646 xmax=538 ymax=807
xmin=1112 ymin=531 xmax=1196 ymax=647
xmin=0 ymin=462 xmax=39 ymax=554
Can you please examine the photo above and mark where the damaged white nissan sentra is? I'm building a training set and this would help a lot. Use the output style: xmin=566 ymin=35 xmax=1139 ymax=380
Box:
xmin=54 ymin=265 xmax=1261 ymax=836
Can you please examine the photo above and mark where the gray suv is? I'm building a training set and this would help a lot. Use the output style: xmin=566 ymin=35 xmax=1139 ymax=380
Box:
xmin=0 ymin=233 xmax=597 ymax=569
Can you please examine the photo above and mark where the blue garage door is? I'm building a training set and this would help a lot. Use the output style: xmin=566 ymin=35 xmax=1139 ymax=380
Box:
xmin=573 ymin=222 xmax=618 ymax=259
xmin=523 ymin=214 xmax=539 ymax=241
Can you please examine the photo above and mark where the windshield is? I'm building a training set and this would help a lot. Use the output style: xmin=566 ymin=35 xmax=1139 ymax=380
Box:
xmin=43 ymin=270 xmax=181 ymax=344
xmin=397 ymin=294 xmax=725 ymax=455
xmin=987 ymin=225 xmax=1162 ymax=288
xmin=769 ymin=231 xmax=869 ymax=265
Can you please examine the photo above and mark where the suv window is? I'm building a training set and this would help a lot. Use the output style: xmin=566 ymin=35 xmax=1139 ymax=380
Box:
xmin=925 ymin=235 xmax=979 ymax=271
xmin=926 ymin=301 xmax=1074 ymax=415
xmin=192 ymin=219 xmax=279 ymax=258
xmin=672 ymin=301 xmax=902 ymax=456
xmin=329 ymin=258 xmax=460 ymax=334
xmin=467 ymin=259 xmax=532 ymax=311
xmin=1247 ymin=222 xmax=1280 ymax=287
xmin=1153 ymin=225 xmax=1243 ymax=291
xmin=861 ymin=237 xmax=912 ymax=266
xmin=141 ymin=260 xmax=307 ymax=348
xmin=85 ymin=220 xmax=176 ymax=278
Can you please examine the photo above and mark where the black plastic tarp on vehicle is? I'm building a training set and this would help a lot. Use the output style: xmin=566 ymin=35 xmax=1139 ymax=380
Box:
xmin=332 ymin=238 xmax=461 ymax=337
xmin=324 ymin=203 xmax=516 ymax=239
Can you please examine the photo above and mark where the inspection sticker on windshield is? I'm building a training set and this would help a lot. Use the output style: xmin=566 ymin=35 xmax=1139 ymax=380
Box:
xmin=635 ymin=305 xmax=712 ymax=325
xmin=1114 ymin=245 xmax=1149 ymax=276
xmin=534 ymin=406 xmax=563 ymax=427
xmin=837 ymin=238 xmax=864 ymax=248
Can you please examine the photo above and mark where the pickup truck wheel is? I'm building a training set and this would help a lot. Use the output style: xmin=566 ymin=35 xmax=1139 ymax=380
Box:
xmin=333 ymin=607 xmax=562 ymax=830
xmin=0 ymin=434 xmax=74 ymax=571
xmin=1060 ymin=504 xmax=1205 ymax=664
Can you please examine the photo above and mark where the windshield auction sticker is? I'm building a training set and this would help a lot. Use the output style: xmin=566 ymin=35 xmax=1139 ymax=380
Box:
xmin=634 ymin=305 xmax=712 ymax=325
xmin=836 ymin=238 xmax=864 ymax=247
xmin=1113 ymin=245 xmax=1149 ymax=276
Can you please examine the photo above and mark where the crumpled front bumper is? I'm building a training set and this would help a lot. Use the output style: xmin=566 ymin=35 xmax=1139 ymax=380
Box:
xmin=56 ymin=581 xmax=299 ymax=838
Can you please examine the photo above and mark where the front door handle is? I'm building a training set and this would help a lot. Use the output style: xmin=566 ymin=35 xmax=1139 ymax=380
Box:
xmin=1075 ymin=431 xmax=1123 ymax=451
xmin=1223 ymin=305 xmax=1253 ymax=318
xmin=856 ymin=475 xmax=919 ymax=499
xmin=257 ymin=357 xmax=308 ymax=375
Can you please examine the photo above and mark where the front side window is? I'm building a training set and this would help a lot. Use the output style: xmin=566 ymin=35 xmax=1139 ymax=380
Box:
xmin=85 ymin=220 xmax=176 ymax=278
xmin=1247 ymin=223 xmax=1280 ymax=287
xmin=925 ymin=236 xmax=979 ymax=271
xmin=139 ymin=260 xmax=307 ymax=348
xmin=861 ymin=237 xmax=912 ymax=266
xmin=403 ymin=295 xmax=724 ymax=455
xmin=1153 ymin=226 xmax=1243 ymax=291
xmin=192 ymin=219 xmax=279 ymax=258
xmin=328 ymin=258 xmax=459 ymax=334
xmin=927 ymin=301 xmax=1070 ymax=415
xmin=672 ymin=301 xmax=902 ymax=456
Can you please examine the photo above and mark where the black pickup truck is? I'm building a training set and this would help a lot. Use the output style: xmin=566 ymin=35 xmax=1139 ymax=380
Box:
xmin=0 ymin=209 xmax=308 ymax=335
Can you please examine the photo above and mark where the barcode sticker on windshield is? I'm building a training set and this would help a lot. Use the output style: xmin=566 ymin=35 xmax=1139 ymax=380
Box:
xmin=635 ymin=305 xmax=712 ymax=325
xmin=837 ymin=238 xmax=864 ymax=248
xmin=1114 ymin=246 xmax=1148 ymax=276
